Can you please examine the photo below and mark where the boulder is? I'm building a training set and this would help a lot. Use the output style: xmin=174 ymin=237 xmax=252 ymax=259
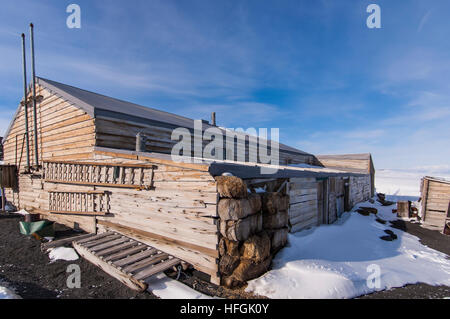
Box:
xmin=240 ymin=232 xmax=271 ymax=263
xmin=215 ymin=176 xmax=247 ymax=199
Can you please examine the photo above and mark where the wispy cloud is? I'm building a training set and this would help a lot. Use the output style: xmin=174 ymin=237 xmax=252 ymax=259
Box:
xmin=0 ymin=0 xmax=449 ymax=170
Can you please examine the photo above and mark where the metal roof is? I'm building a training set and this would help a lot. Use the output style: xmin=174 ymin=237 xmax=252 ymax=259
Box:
xmin=33 ymin=77 xmax=313 ymax=156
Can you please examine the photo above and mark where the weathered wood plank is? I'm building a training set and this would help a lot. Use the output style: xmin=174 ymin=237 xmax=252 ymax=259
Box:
xmin=73 ymin=241 xmax=147 ymax=292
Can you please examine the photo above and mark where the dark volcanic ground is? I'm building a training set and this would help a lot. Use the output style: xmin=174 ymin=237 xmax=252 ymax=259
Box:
xmin=0 ymin=213 xmax=156 ymax=299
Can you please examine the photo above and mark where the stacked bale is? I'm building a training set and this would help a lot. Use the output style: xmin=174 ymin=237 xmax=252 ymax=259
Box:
xmin=262 ymin=192 xmax=289 ymax=253
xmin=216 ymin=176 xmax=289 ymax=287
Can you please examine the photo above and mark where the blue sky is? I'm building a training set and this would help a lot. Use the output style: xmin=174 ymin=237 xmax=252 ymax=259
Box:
xmin=0 ymin=0 xmax=449 ymax=169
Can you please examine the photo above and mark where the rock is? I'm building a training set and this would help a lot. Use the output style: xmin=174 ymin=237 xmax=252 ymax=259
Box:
xmin=267 ymin=227 xmax=289 ymax=252
xmin=360 ymin=207 xmax=378 ymax=214
xmin=263 ymin=210 xmax=289 ymax=229
xmin=380 ymin=200 xmax=395 ymax=206
xmin=384 ymin=229 xmax=397 ymax=240
xmin=219 ymin=254 xmax=240 ymax=276
xmin=215 ymin=176 xmax=248 ymax=199
xmin=375 ymin=218 xmax=386 ymax=225
xmin=262 ymin=193 xmax=289 ymax=215
xmin=356 ymin=207 xmax=377 ymax=216
xmin=220 ymin=213 xmax=262 ymax=241
xmin=240 ymin=232 xmax=271 ymax=263
xmin=356 ymin=209 xmax=370 ymax=216
xmin=379 ymin=229 xmax=397 ymax=241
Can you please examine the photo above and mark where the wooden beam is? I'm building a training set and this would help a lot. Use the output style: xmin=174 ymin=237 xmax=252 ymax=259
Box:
xmin=40 ymin=233 xmax=95 ymax=251
xmin=44 ymin=179 xmax=150 ymax=190
xmin=49 ymin=210 xmax=107 ymax=216
xmin=97 ymin=220 xmax=219 ymax=258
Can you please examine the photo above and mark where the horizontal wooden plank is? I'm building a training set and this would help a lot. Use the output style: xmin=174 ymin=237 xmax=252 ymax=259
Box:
xmin=97 ymin=220 xmax=218 ymax=259
xmin=49 ymin=210 xmax=107 ymax=216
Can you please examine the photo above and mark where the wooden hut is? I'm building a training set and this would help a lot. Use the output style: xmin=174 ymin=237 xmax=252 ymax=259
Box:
xmin=1 ymin=77 xmax=375 ymax=287
xmin=420 ymin=176 xmax=450 ymax=233
xmin=316 ymin=153 xmax=375 ymax=197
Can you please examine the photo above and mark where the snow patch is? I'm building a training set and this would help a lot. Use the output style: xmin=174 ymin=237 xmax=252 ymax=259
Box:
xmin=0 ymin=286 xmax=20 ymax=299
xmin=145 ymin=273 xmax=214 ymax=299
xmin=48 ymin=247 xmax=79 ymax=262
xmin=0 ymin=281 xmax=20 ymax=299
xmin=13 ymin=209 xmax=30 ymax=216
xmin=246 ymin=200 xmax=450 ymax=299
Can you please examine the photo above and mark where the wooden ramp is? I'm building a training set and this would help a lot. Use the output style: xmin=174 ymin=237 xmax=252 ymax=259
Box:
xmin=72 ymin=232 xmax=181 ymax=292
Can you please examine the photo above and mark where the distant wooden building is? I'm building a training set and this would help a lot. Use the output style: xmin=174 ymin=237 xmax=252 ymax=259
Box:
xmin=1 ymin=77 xmax=374 ymax=286
xmin=316 ymin=153 xmax=375 ymax=197
xmin=420 ymin=176 xmax=450 ymax=233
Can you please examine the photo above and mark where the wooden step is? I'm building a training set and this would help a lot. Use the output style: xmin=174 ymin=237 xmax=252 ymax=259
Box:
xmin=72 ymin=232 xmax=181 ymax=292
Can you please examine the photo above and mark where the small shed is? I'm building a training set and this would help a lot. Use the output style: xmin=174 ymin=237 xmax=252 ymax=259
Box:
xmin=420 ymin=176 xmax=450 ymax=233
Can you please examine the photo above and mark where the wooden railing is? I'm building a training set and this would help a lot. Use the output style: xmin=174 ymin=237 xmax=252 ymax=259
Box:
xmin=43 ymin=161 xmax=155 ymax=189
xmin=48 ymin=191 xmax=109 ymax=216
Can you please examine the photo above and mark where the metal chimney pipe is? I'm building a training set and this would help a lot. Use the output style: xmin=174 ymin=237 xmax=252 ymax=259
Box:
xmin=136 ymin=132 xmax=147 ymax=152
xmin=29 ymin=23 xmax=39 ymax=168
xmin=211 ymin=112 xmax=216 ymax=126
xmin=21 ymin=33 xmax=30 ymax=170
